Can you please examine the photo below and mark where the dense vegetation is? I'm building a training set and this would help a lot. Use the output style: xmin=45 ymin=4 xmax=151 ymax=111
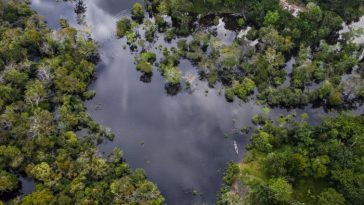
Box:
xmin=0 ymin=0 xmax=363 ymax=204
xmin=0 ymin=1 xmax=164 ymax=204
xmin=114 ymin=1 xmax=364 ymax=204
xmin=218 ymin=114 xmax=364 ymax=205
xmin=117 ymin=0 xmax=364 ymax=108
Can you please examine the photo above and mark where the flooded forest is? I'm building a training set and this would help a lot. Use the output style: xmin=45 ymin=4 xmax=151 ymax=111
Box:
xmin=0 ymin=0 xmax=364 ymax=204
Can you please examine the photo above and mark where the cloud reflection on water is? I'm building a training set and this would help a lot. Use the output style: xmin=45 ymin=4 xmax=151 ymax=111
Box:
xmin=29 ymin=0 xmax=340 ymax=204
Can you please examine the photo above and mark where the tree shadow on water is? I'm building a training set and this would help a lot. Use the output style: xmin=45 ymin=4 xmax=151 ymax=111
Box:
xmin=164 ymin=83 xmax=181 ymax=96
xmin=140 ymin=73 xmax=153 ymax=83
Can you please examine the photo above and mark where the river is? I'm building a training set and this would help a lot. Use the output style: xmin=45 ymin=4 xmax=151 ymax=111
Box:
xmin=29 ymin=0 xmax=361 ymax=204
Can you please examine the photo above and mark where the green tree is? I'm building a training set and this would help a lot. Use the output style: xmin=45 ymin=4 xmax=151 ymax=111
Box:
xmin=110 ymin=176 xmax=134 ymax=202
xmin=3 ymin=69 xmax=29 ymax=88
xmin=163 ymin=65 xmax=181 ymax=85
xmin=140 ymin=52 xmax=156 ymax=63
xmin=21 ymin=189 xmax=55 ymax=205
xmin=30 ymin=108 xmax=55 ymax=138
xmin=318 ymin=188 xmax=346 ymax=205
xmin=237 ymin=18 xmax=245 ymax=27
xmin=233 ymin=78 xmax=256 ymax=100
xmin=0 ymin=145 xmax=24 ymax=169
xmin=25 ymin=80 xmax=47 ymax=107
xmin=22 ymin=28 xmax=42 ymax=47
xmin=0 ymin=170 xmax=19 ymax=193
xmin=31 ymin=162 xmax=53 ymax=183
xmin=311 ymin=155 xmax=330 ymax=178
xmin=249 ymin=131 xmax=272 ymax=152
xmin=328 ymin=90 xmax=343 ymax=106
xmin=225 ymin=88 xmax=235 ymax=102
xmin=267 ymin=177 xmax=293 ymax=204
xmin=136 ymin=61 xmax=153 ymax=74
xmin=131 ymin=3 xmax=144 ymax=23
xmin=263 ymin=11 xmax=279 ymax=26
xmin=116 ymin=18 xmax=131 ymax=38
xmin=265 ymin=152 xmax=288 ymax=177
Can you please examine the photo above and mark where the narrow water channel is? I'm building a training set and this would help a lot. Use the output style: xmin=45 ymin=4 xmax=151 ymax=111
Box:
xmin=29 ymin=0 xmax=360 ymax=204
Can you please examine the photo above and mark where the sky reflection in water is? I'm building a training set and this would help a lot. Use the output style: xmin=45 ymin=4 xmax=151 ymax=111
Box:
xmin=28 ymin=0 xmax=362 ymax=204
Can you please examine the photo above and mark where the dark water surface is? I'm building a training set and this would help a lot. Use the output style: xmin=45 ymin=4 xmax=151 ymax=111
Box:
xmin=29 ymin=1 xmax=362 ymax=204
